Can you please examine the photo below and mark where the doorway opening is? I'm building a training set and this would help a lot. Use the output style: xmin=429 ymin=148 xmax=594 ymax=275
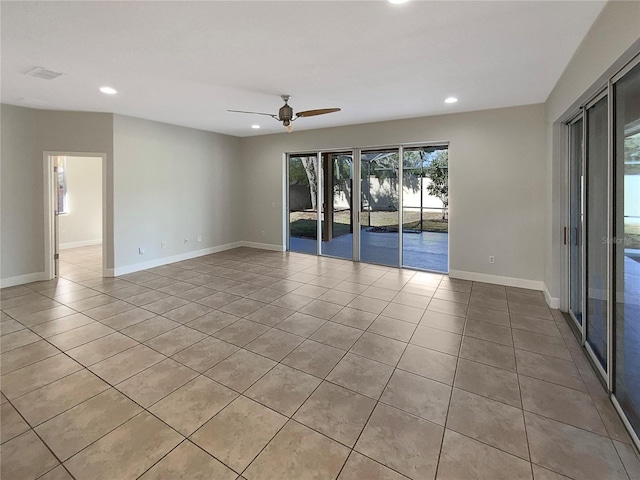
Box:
xmin=44 ymin=153 xmax=107 ymax=280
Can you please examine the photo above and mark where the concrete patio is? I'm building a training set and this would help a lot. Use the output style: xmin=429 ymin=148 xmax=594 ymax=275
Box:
xmin=290 ymin=230 xmax=448 ymax=273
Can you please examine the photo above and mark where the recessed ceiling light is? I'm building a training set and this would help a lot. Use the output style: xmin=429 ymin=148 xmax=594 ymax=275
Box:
xmin=388 ymin=0 xmax=410 ymax=4
xmin=99 ymin=86 xmax=117 ymax=95
xmin=251 ymin=124 xmax=261 ymax=129
xmin=445 ymin=97 xmax=458 ymax=104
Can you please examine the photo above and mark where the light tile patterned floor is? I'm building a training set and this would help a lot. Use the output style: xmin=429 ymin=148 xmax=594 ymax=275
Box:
xmin=1 ymin=245 xmax=639 ymax=479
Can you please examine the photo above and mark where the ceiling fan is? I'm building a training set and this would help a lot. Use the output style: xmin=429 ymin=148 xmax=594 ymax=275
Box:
xmin=228 ymin=95 xmax=341 ymax=132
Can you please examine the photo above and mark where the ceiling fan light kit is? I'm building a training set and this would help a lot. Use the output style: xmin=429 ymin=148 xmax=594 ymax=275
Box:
xmin=228 ymin=94 xmax=341 ymax=132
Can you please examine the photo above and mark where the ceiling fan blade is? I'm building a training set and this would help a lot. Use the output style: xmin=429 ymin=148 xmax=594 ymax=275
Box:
xmin=296 ymin=108 xmax=341 ymax=118
xmin=227 ymin=109 xmax=278 ymax=118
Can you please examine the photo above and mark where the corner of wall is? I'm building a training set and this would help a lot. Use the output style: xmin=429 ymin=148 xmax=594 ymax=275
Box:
xmin=111 ymin=115 xmax=245 ymax=274
xmin=543 ymin=282 xmax=561 ymax=309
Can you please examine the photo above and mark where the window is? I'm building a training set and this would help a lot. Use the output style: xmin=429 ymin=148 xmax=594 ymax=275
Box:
xmin=55 ymin=156 xmax=68 ymax=214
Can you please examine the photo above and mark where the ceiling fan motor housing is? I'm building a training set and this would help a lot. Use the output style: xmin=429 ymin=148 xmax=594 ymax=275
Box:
xmin=279 ymin=103 xmax=294 ymax=126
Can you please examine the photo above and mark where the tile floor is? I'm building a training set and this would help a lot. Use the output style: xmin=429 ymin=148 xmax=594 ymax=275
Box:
xmin=1 ymin=245 xmax=640 ymax=479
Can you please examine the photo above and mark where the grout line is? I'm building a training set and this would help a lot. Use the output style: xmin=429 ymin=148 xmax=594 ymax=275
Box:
xmin=6 ymin=247 xmax=625 ymax=478
xmin=433 ymin=278 xmax=461 ymax=479
xmin=509 ymin=298 xmax=536 ymax=478
xmin=4 ymin=395 xmax=78 ymax=480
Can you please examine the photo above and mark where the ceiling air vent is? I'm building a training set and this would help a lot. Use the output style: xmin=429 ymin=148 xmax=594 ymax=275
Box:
xmin=25 ymin=67 xmax=63 ymax=80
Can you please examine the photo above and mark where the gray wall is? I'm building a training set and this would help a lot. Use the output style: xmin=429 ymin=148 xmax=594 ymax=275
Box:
xmin=545 ymin=1 xmax=640 ymax=124
xmin=1 ymin=106 xmax=241 ymax=283
xmin=1 ymin=105 xmax=114 ymax=282
xmin=37 ymin=109 xmax=115 ymax=270
xmin=113 ymin=114 xmax=241 ymax=271
xmin=241 ymin=104 xmax=547 ymax=284
xmin=544 ymin=0 xmax=640 ymax=304
xmin=1 ymin=105 xmax=42 ymax=279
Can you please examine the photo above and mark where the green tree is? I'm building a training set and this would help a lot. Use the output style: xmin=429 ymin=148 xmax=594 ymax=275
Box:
xmin=422 ymin=149 xmax=448 ymax=219
xmin=289 ymin=157 xmax=310 ymax=185
xmin=290 ymin=156 xmax=318 ymax=210
xmin=332 ymin=155 xmax=353 ymax=208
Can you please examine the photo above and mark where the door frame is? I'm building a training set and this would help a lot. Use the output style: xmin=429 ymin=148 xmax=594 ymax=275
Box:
xmin=43 ymin=151 xmax=108 ymax=280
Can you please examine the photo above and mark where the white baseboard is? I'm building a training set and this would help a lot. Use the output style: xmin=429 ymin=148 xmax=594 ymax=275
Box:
xmin=1 ymin=272 xmax=48 ymax=288
xmin=543 ymin=284 xmax=561 ymax=309
xmin=113 ymin=241 xmax=287 ymax=277
xmin=60 ymin=239 xmax=102 ymax=250
xmin=240 ymin=241 xmax=285 ymax=252
xmin=448 ymin=270 xmax=544 ymax=291
xmin=113 ymin=242 xmax=244 ymax=276
xmin=448 ymin=270 xmax=560 ymax=309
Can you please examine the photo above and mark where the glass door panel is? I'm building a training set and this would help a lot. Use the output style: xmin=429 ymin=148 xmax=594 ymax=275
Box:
xmin=360 ymin=148 xmax=400 ymax=266
xmin=321 ymin=152 xmax=354 ymax=260
xmin=613 ymin=62 xmax=640 ymax=434
xmin=288 ymin=154 xmax=318 ymax=254
xmin=402 ymin=146 xmax=449 ymax=272
xmin=586 ymin=95 xmax=609 ymax=370
xmin=569 ymin=118 xmax=584 ymax=327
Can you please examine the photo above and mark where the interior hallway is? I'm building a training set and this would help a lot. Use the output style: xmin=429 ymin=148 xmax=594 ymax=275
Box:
xmin=1 ymin=247 xmax=639 ymax=479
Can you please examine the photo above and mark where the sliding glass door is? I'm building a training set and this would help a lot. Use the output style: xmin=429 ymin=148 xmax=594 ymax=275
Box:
xmin=402 ymin=146 xmax=449 ymax=272
xmin=288 ymin=154 xmax=318 ymax=254
xmin=566 ymin=56 xmax=640 ymax=447
xmin=585 ymin=94 xmax=610 ymax=371
xmin=287 ymin=144 xmax=449 ymax=271
xmin=613 ymin=61 xmax=640 ymax=436
xmin=321 ymin=152 xmax=354 ymax=260
xmin=569 ymin=117 xmax=584 ymax=328
xmin=360 ymin=148 xmax=400 ymax=267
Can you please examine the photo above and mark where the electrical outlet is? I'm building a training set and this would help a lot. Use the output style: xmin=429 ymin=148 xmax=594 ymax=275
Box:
xmin=139 ymin=247 xmax=145 ymax=255
xmin=489 ymin=256 xmax=495 ymax=264
xmin=197 ymin=235 xmax=202 ymax=242
xmin=184 ymin=238 xmax=188 ymax=244
xmin=161 ymin=241 xmax=167 ymax=249
xmin=261 ymin=230 xmax=265 ymax=237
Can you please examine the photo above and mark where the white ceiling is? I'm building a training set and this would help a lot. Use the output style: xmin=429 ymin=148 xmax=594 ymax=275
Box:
xmin=1 ymin=0 xmax=606 ymax=137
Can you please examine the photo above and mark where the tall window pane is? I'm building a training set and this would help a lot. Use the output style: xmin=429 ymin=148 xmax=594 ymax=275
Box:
xmin=569 ymin=118 xmax=584 ymax=326
xmin=586 ymin=95 xmax=609 ymax=370
xmin=321 ymin=152 xmax=354 ymax=260
xmin=289 ymin=154 xmax=318 ymax=254
xmin=360 ymin=148 xmax=399 ymax=266
xmin=614 ymin=62 xmax=640 ymax=433
xmin=402 ymin=146 xmax=448 ymax=272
